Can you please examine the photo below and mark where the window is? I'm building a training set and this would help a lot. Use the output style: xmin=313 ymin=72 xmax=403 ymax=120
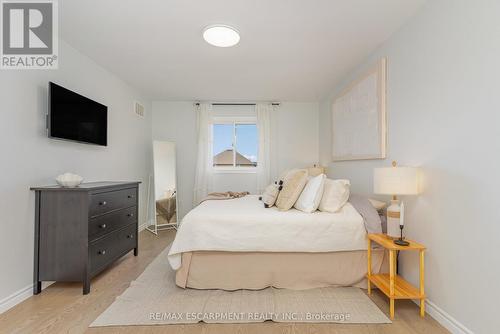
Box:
xmin=212 ymin=122 xmax=258 ymax=169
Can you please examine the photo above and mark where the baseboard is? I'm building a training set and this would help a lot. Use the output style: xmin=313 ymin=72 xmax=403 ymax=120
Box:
xmin=138 ymin=220 xmax=148 ymax=232
xmin=0 ymin=281 xmax=53 ymax=314
xmin=414 ymin=299 xmax=474 ymax=334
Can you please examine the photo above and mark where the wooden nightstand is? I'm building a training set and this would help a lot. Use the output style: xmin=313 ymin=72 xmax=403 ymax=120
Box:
xmin=367 ymin=233 xmax=426 ymax=320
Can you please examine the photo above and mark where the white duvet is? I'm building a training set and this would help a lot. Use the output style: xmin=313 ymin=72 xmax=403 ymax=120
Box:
xmin=168 ymin=195 xmax=367 ymax=270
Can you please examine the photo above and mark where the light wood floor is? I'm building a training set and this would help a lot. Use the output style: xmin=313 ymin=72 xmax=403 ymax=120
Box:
xmin=0 ymin=230 xmax=449 ymax=334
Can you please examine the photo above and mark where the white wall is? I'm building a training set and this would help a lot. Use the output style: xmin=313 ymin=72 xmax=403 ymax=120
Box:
xmin=0 ymin=41 xmax=152 ymax=311
xmin=319 ymin=1 xmax=499 ymax=333
xmin=152 ymin=102 xmax=319 ymax=219
xmin=151 ymin=102 xmax=197 ymax=219
xmin=270 ymin=103 xmax=320 ymax=179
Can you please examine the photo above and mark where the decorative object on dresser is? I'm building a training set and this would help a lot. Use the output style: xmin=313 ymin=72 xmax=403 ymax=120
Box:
xmin=373 ymin=161 xmax=420 ymax=241
xmin=55 ymin=172 xmax=83 ymax=188
xmin=367 ymin=233 xmax=426 ymax=320
xmin=31 ymin=181 xmax=140 ymax=295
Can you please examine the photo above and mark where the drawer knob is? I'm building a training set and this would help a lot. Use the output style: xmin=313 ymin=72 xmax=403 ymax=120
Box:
xmin=127 ymin=234 xmax=134 ymax=239
xmin=99 ymin=224 xmax=107 ymax=229
xmin=128 ymin=195 xmax=134 ymax=199
xmin=99 ymin=201 xmax=107 ymax=206
xmin=127 ymin=213 xmax=134 ymax=217
xmin=98 ymin=250 xmax=106 ymax=255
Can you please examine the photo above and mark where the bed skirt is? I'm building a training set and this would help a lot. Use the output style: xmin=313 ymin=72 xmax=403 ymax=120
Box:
xmin=176 ymin=249 xmax=387 ymax=290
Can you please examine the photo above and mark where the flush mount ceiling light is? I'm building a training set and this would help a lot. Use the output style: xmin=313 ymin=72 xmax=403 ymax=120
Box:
xmin=203 ymin=25 xmax=240 ymax=47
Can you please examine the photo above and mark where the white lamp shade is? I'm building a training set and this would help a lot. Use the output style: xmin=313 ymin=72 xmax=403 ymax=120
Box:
xmin=373 ymin=166 xmax=420 ymax=195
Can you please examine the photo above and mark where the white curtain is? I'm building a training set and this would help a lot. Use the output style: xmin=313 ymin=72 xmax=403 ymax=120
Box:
xmin=193 ymin=103 xmax=213 ymax=205
xmin=256 ymin=103 xmax=272 ymax=193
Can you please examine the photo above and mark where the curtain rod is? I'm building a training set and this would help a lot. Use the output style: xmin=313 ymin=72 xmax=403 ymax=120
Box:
xmin=195 ymin=103 xmax=280 ymax=106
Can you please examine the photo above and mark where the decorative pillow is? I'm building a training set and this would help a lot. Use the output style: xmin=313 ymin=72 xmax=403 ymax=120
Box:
xmin=294 ymin=174 xmax=326 ymax=213
xmin=318 ymin=179 xmax=350 ymax=213
xmin=306 ymin=166 xmax=326 ymax=177
xmin=368 ymin=198 xmax=387 ymax=211
xmin=261 ymin=182 xmax=282 ymax=208
xmin=276 ymin=169 xmax=308 ymax=211
xmin=278 ymin=168 xmax=300 ymax=183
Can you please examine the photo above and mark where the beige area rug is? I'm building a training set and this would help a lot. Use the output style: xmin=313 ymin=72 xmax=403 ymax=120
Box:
xmin=91 ymin=246 xmax=391 ymax=327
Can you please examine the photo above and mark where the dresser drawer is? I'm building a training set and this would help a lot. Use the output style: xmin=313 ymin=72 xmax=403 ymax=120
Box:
xmin=89 ymin=224 xmax=136 ymax=274
xmin=90 ymin=188 xmax=137 ymax=217
xmin=89 ymin=206 xmax=137 ymax=241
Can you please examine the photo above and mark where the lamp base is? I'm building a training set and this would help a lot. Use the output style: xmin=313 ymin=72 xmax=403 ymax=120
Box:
xmin=394 ymin=239 xmax=410 ymax=246
xmin=386 ymin=199 xmax=401 ymax=238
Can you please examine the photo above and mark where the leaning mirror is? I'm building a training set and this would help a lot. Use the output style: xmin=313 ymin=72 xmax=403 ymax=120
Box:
xmin=147 ymin=140 xmax=178 ymax=234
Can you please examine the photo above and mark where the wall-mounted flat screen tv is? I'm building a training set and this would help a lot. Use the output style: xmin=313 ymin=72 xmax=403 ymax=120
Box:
xmin=48 ymin=82 xmax=107 ymax=146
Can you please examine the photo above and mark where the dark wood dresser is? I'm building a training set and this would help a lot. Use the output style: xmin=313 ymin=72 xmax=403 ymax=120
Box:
xmin=30 ymin=181 xmax=140 ymax=294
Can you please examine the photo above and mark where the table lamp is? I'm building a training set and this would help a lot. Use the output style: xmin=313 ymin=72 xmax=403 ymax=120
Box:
xmin=373 ymin=161 xmax=420 ymax=245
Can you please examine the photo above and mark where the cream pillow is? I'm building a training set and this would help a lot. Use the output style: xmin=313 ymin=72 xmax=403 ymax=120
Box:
xmin=278 ymin=168 xmax=302 ymax=182
xmin=368 ymin=198 xmax=387 ymax=211
xmin=276 ymin=169 xmax=308 ymax=211
xmin=261 ymin=182 xmax=282 ymax=208
xmin=294 ymin=174 xmax=326 ymax=213
xmin=318 ymin=179 xmax=350 ymax=213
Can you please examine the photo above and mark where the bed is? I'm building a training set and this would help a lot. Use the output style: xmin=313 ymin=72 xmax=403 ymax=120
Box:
xmin=168 ymin=195 xmax=386 ymax=290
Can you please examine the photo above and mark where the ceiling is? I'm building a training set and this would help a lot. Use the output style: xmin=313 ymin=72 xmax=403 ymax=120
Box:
xmin=60 ymin=0 xmax=426 ymax=101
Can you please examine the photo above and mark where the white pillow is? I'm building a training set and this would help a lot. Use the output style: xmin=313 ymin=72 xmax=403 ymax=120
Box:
xmin=318 ymin=179 xmax=350 ymax=213
xmin=294 ymin=174 xmax=326 ymax=213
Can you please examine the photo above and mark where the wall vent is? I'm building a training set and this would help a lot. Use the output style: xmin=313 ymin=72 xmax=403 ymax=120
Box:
xmin=134 ymin=102 xmax=145 ymax=117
